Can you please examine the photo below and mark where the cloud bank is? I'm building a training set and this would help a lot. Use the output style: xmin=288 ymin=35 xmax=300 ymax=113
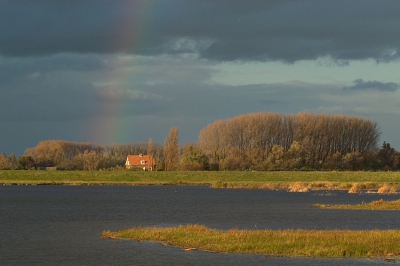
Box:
xmin=1 ymin=1 xmax=400 ymax=63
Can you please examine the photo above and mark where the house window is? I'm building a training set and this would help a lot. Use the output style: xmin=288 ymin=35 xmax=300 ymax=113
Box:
xmin=140 ymin=160 xmax=146 ymax=164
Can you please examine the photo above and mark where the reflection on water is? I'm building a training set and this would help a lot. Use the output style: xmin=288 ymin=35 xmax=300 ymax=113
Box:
xmin=1 ymin=185 xmax=400 ymax=265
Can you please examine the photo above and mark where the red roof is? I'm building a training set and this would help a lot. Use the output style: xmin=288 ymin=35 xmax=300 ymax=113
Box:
xmin=126 ymin=155 xmax=155 ymax=167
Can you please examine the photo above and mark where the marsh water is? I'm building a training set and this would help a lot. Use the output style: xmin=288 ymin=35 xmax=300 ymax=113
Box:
xmin=1 ymin=185 xmax=400 ymax=265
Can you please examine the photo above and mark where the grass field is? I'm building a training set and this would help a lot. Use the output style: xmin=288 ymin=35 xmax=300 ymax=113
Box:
xmin=1 ymin=170 xmax=400 ymax=192
xmin=102 ymin=224 xmax=400 ymax=259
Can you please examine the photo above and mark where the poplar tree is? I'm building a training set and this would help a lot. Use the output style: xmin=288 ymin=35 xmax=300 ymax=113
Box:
xmin=163 ymin=137 xmax=170 ymax=171
xmin=164 ymin=127 xmax=179 ymax=171
xmin=0 ymin=153 xmax=9 ymax=169
xmin=147 ymin=138 xmax=155 ymax=170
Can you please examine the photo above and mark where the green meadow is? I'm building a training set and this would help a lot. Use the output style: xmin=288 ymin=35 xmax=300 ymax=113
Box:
xmin=1 ymin=171 xmax=400 ymax=192
xmin=102 ymin=224 xmax=400 ymax=259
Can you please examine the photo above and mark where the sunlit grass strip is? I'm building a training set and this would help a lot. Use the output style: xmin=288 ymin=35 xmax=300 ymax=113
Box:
xmin=315 ymin=199 xmax=400 ymax=210
xmin=1 ymin=171 xmax=400 ymax=192
xmin=102 ymin=225 xmax=400 ymax=259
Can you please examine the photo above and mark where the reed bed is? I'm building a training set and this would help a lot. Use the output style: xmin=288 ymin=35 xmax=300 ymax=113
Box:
xmin=211 ymin=181 xmax=397 ymax=193
xmin=315 ymin=199 xmax=400 ymax=210
xmin=102 ymin=224 xmax=400 ymax=259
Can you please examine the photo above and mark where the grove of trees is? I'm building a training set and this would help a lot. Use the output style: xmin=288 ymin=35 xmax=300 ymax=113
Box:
xmin=1 ymin=112 xmax=399 ymax=171
xmin=198 ymin=112 xmax=382 ymax=170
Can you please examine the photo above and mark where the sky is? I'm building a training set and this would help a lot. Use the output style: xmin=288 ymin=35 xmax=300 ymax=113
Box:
xmin=1 ymin=0 xmax=400 ymax=156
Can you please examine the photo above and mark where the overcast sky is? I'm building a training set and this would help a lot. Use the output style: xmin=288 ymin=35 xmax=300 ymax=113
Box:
xmin=1 ymin=0 xmax=400 ymax=155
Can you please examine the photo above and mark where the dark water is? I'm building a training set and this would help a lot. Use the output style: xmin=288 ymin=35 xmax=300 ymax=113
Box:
xmin=1 ymin=186 xmax=400 ymax=265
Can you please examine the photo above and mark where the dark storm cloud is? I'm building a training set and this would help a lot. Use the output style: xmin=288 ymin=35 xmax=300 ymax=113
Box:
xmin=0 ymin=54 xmax=110 ymax=124
xmin=1 ymin=0 xmax=400 ymax=62
xmin=0 ymin=77 xmax=97 ymax=122
xmin=343 ymin=79 xmax=398 ymax=92
xmin=0 ymin=54 xmax=106 ymax=89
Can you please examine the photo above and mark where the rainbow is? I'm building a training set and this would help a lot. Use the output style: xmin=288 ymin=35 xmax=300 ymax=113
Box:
xmin=90 ymin=1 xmax=163 ymax=145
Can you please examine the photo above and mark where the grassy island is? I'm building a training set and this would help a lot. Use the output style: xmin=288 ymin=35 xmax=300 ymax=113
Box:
xmin=102 ymin=224 xmax=400 ymax=259
xmin=315 ymin=199 xmax=400 ymax=210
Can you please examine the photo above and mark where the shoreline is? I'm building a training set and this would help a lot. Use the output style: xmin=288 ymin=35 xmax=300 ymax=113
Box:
xmin=1 ymin=180 xmax=398 ymax=194
xmin=1 ymin=170 xmax=400 ymax=194
xmin=0 ymin=181 xmax=210 ymax=186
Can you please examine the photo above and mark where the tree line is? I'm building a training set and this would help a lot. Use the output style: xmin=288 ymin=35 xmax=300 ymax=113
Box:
xmin=0 ymin=140 xmax=164 ymax=171
xmin=198 ymin=112 xmax=382 ymax=170
xmin=1 ymin=112 xmax=399 ymax=171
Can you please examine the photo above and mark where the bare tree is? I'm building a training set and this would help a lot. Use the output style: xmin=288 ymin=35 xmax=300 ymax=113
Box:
xmin=164 ymin=127 xmax=179 ymax=171
xmin=0 ymin=153 xmax=9 ymax=169
xmin=82 ymin=150 xmax=100 ymax=171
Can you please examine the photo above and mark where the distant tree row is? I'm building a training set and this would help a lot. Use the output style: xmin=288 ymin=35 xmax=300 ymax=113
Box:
xmin=2 ymin=112 xmax=400 ymax=171
xmin=13 ymin=140 xmax=163 ymax=171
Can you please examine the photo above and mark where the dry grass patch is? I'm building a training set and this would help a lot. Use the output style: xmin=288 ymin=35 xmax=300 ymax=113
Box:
xmin=377 ymin=184 xmax=397 ymax=194
xmin=288 ymin=182 xmax=309 ymax=192
xmin=348 ymin=183 xmax=363 ymax=193
xmin=102 ymin=224 xmax=400 ymax=259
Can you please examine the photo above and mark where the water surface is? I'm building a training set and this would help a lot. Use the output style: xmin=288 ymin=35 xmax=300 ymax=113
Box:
xmin=1 ymin=186 xmax=399 ymax=265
